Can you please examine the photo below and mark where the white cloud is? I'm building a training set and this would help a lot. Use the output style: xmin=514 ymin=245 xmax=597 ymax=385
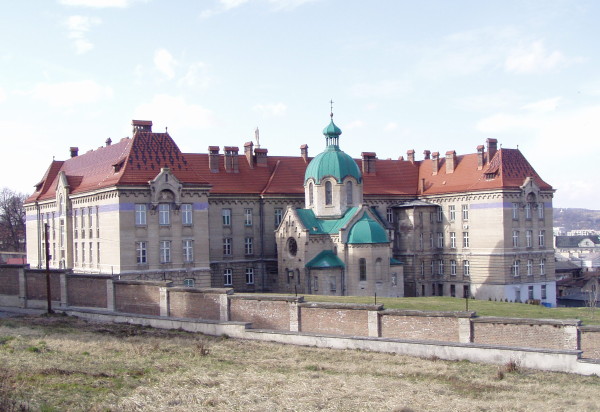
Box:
xmin=59 ymin=0 xmax=133 ymax=7
xmin=179 ymin=62 xmax=211 ymax=88
xmin=201 ymin=0 xmax=316 ymax=18
xmin=505 ymin=41 xmax=566 ymax=74
xmin=154 ymin=48 xmax=177 ymax=80
xmin=64 ymin=15 xmax=101 ymax=54
xmin=133 ymin=94 xmax=216 ymax=130
xmin=30 ymin=80 xmax=113 ymax=107
xmin=454 ymin=90 xmax=523 ymax=113
xmin=521 ymin=97 xmax=561 ymax=113
xmin=384 ymin=122 xmax=397 ymax=132
xmin=345 ymin=120 xmax=365 ymax=130
xmin=252 ymin=102 xmax=287 ymax=116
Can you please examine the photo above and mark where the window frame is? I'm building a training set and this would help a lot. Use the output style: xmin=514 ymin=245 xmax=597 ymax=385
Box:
xmin=158 ymin=203 xmax=170 ymax=226
xmin=244 ymin=237 xmax=253 ymax=255
xmin=183 ymin=239 xmax=193 ymax=262
xmin=223 ymin=268 xmax=233 ymax=286
xmin=245 ymin=267 xmax=255 ymax=285
xmin=181 ymin=203 xmax=193 ymax=225
xmin=359 ymin=258 xmax=367 ymax=281
xmin=222 ymin=208 xmax=231 ymax=226
xmin=244 ymin=208 xmax=253 ymax=226
xmin=223 ymin=238 xmax=232 ymax=256
xmin=462 ymin=204 xmax=469 ymax=220
xmin=449 ymin=205 xmax=456 ymax=221
xmin=160 ymin=240 xmax=171 ymax=263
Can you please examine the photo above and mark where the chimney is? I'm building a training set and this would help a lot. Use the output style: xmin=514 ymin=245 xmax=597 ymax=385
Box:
xmin=423 ymin=150 xmax=431 ymax=160
xmin=477 ymin=145 xmax=485 ymax=170
xmin=362 ymin=152 xmax=377 ymax=174
xmin=300 ymin=144 xmax=309 ymax=162
xmin=407 ymin=149 xmax=415 ymax=163
xmin=431 ymin=152 xmax=439 ymax=175
xmin=131 ymin=120 xmax=152 ymax=135
xmin=70 ymin=147 xmax=79 ymax=158
xmin=209 ymin=146 xmax=220 ymax=173
xmin=255 ymin=147 xmax=268 ymax=167
xmin=244 ymin=141 xmax=254 ymax=169
xmin=487 ymin=138 xmax=498 ymax=162
xmin=419 ymin=178 xmax=426 ymax=194
xmin=105 ymin=138 xmax=112 ymax=147
xmin=224 ymin=146 xmax=239 ymax=173
xmin=445 ymin=150 xmax=457 ymax=174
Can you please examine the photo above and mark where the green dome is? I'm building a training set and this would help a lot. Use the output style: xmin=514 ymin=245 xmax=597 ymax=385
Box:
xmin=304 ymin=145 xmax=362 ymax=184
xmin=323 ymin=119 xmax=342 ymax=137
xmin=347 ymin=214 xmax=388 ymax=244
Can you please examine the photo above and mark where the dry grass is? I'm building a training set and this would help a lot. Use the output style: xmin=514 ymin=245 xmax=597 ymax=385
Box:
xmin=1 ymin=314 xmax=599 ymax=411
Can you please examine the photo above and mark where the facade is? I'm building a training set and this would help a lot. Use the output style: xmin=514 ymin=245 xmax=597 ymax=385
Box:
xmin=25 ymin=118 xmax=556 ymax=304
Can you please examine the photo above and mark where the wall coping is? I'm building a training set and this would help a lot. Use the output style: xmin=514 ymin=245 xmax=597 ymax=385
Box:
xmin=67 ymin=274 xmax=113 ymax=280
xmin=113 ymin=280 xmax=173 ymax=287
xmin=25 ymin=268 xmax=66 ymax=274
xmin=169 ymin=287 xmax=233 ymax=295
xmin=380 ymin=309 xmax=476 ymax=318
xmin=230 ymin=294 xmax=304 ymax=303
xmin=579 ymin=325 xmax=600 ymax=332
xmin=472 ymin=316 xmax=581 ymax=326
xmin=299 ymin=302 xmax=384 ymax=311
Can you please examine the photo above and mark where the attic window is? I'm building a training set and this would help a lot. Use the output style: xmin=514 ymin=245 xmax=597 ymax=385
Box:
xmin=112 ymin=159 xmax=125 ymax=173
xmin=484 ymin=172 xmax=497 ymax=180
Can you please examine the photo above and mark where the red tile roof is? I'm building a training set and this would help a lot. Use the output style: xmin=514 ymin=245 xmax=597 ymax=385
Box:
xmin=25 ymin=127 xmax=553 ymax=204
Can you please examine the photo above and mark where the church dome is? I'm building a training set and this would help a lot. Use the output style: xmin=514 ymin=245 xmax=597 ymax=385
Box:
xmin=304 ymin=117 xmax=362 ymax=184
xmin=347 ymin=213 xmax=388 ymax=244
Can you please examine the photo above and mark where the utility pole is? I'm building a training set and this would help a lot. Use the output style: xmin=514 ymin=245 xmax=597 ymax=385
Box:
xmin=44 ymin=223 xmax=53 ymax=314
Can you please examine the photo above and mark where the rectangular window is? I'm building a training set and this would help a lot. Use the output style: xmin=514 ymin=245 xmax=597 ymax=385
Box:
xmin=449 ymin=205 xmax=456 ymax=221
xmin=160 ymin=240 xmax=171 ymax=263
xmin=274 ymin=208 xmax=283 ymax=227
xmin=420 ymin=260 xmax=425 ymax=276
xmin=437 ymin=232 xmax=444 ymax=248
xmin=429 ymin=233 xmax=434 ymax=249
xmin=463 ymin=260 xmax=470 ymax=276
xmin=418 ymin=212 xmax=423 ymax=224
xmin=450 ymin=232 xmax=456 ymax=248
xmin=97 ymin=242 xmax=100 ymax=265
xmin=183 ymin=278 xmax=195 ymax=287
xmin=463 ymin=232 xmax=469 ymax=248
xmin=437 ymin=208 xmax=443 ymax=222
xmin=450 ymin=260 xmax=457 ymax=275
xmin=222 ymin=208 xmax=231 ymax=226
xmin=135 ymin=204 xmax=147 ymax=226
xmin=525 ymin=203 xmax=531 ymax=219
xmin=74 ymin=243 xmax=78 ymax=264
xmin=462 ymin=204 xmax=469 ymax=220
xmin=246 ymin=268 xmax=255 ymax=284
xmin=528 ymin=285 xmax=534 ymax=300
xmin=313 ymin=276 xmax=318 ymax=291
xmin=88 ymin=207 xmax=93 ymax=230
xmin=419 ymin=233 xmax=424 ymax=250
xmin=359 ymin=258 xmax=367 ymax=281
xmin=81 ymin=244 xmax=85 ymax=264
xmin=223 ymin=238 xmax=232 ymax=255
xmin=224 ymin=269 xmax=232 ymax=286
xmin=438 ymin=259 xmax=444 ymax=275
xmin=430 ymin=260 xmax=434 ymax=276
xmin=512 ymin=260 xmax=520 ymax=277
xmin=526 ymin=230 xmax=533 ymax=247
xmin=96 ymin=206 xmax=100 ymax=238
xmin=542 ymin=284 xmax=547 ymax=299
xmin=512 ymin=203 xmax=519 ymax=220
xmin=183 ymin=239 xmax=193 ymax=262
xmin=512 ymin=230 xmax=519 ymax=247
xmin=80 ymin=209 xmax=85 ymax=239
xmin=450 ymin=284 xmax=456 ymax=297
xmin=538 ymin=202 xmax=544 ymax=219
xmin=244 ymin=208 xmax=253 ymax=226
xmin=539 ymin=258 xmax=546 ymax=276
xmin=136 ymin=241 xmax=147 ymax=264
xmin=429 ymin=212 xmax=434 ymax=224
xmin=181 ymin=203 xmax=193 ymax=225
xmin=329 ymin=276 xmax=336 ymax=292
xmin=244 ymin=237 xmax=253 ymax=255
xmin=159 ymin=204 xmax=170 ymax=225
xmin=89 ymin=242 xmax=93 ymax=264
xmin=386 ymin=207 xmax=393 ymax=223
xmin=538 ymin=230 xmax=545 ymax=247
xmin=73 ymin=210 xmax=78 ymax=239
xmin=527 ymin=259 xmax=533 ymax=276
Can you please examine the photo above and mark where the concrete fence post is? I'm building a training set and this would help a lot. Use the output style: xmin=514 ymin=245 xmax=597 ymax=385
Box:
xmin=106 ymin=279 xmax=115 ymax=312
xmin=459 ymin=318 xmax=473 ymax=343
xmin=566 ymin=324 xmax=581 ymax=351
xmin=60 ymin=273 xmax=68 ymax=308
xmin=368 ymin=310 xmax=381 ymax=337
xmin=159 ymin=287 xmax=169 ymax=317
xmin=18 ymin=267 xmax=26 ymax=308
xmin=289 ymin=301 xmax=300 ymax=332
xmin=219 ymin=293 xmax=230 ymax=322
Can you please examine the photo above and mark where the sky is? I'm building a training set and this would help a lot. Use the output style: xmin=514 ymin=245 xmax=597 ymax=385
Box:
xmin=1 ymin=0 xmax=599 ymax=209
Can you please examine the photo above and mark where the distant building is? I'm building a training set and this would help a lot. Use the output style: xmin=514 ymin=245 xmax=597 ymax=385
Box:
xmin=24 ymin=117 xmax=557 ymax=305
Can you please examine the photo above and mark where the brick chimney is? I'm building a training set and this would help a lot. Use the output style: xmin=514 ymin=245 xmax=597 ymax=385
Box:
xmin=105 ymin=138 xmax=112 ymax=147
xmin=477 ymin=145 xmax=485 ymax=170
xmin=407 ymin=149 xmax=415 ymax=163
xmin=209 ymin=146 xmax=220 ymax=173
xmin=244 ymin=141 xmax=254 ymax=168
xmin=419 ymin=178 xmax=426 ymax=194
xmin=132 ymin=119 xmax=152 ymax=134
xmin=362 ymin=152 xmax=377 ymax=174
xmin=423 ymin=150 xmax=431 ymax=160
xmin=445 ymin=150 xmax=457 ymax=174
xmin=255 ymin=147 xmax=268 ymax=167
xmin=70 ymin=147 xmax=79 ymax=158
xmin=487 ymin=138 xmax=498 ymax=162
xmin=431 ymin=152 xmax=439 ymax=175
xmin=224 ymin=146 xmax=239 ymax=173
xmin=300 ymin=144 xmax=309 ymax=163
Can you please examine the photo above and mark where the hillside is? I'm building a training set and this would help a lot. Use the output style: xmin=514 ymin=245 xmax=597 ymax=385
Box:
xmin=553 ymin=208 xmax=600 ymax=232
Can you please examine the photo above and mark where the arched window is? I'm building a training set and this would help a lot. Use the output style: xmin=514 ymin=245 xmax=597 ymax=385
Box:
xmin=375 ymin=258 xmax=382 ymax=280
xmin=309 ymin=182 xmax=314 ymax=206
xmin=346 ymin=181 xmax=353 ymax=205
xmin=325 ymin=181 xmax=332 ymax=205
xmin=359 ymin=258 xmax=367 ymax=281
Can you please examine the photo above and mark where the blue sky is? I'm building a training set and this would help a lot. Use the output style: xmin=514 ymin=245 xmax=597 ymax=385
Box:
xmin=1 ymin=0 xmax=599 ymax=209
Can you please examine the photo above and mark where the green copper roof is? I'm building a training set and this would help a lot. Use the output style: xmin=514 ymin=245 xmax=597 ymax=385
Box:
xmin=306 ymin=250 xmax=345 ymax=269
xmin=390 ymin=257 xmax=403 ymax=266
xmin=323 ymin=119 xmax=342 ymax=137
xmin=347 ymin=213 xmax=389 ymax=244
xmin=304 ymin=146 xmax=362 ymax=184
xmin=296 ymin=207 xmax=359 ymax=235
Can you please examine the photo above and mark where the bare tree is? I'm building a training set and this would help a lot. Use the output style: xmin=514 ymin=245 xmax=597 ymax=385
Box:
xmin=0 ymin=188 xmax=27 ymax=252
xmin=586 ymin=277 xmax=600 ymax=319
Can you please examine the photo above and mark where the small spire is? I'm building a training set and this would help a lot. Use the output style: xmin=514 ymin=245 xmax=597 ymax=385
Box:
xmin=330 ymin=99 xmax=334 ymax=118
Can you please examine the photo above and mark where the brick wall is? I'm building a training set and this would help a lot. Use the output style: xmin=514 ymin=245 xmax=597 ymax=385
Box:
xmin=114 ymin=281 xmax=164 ymax=316
xmin=472 ymin=317 xmax=579 ymax=350
xmin=380 ymin=310 xmax=464 ymax=342
xmin=580 ymin=327 xmax=600 ymax=359
xmin=67 ymin=276 xmax=108 ymax=308
xmin=299 ymin=303 xmax=371 ymax=336
xmin=0 ymin=267 xmax=19 ymax=296
xmin=229 ymin=296 xmax=293 ymax=330
xmin=169 ymin=288 xmax=223 ymax=320
xmin=25 ymin=270 xmax=61 ymax=301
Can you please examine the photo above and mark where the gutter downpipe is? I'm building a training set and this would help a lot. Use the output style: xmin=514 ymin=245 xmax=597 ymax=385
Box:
xmin=259 ymin=196 xmax=265 ymax=291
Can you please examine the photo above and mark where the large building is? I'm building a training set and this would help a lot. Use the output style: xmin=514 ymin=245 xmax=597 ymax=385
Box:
xmin=25 ymin=118 xmax=556 ymax=305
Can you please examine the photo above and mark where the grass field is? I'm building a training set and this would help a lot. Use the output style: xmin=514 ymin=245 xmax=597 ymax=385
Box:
xmin=1 ymin=313 xmax=599 ymax=411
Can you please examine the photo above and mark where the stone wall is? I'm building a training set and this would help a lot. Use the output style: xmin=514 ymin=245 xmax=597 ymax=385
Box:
xmin=0 ymin=266 xmax=19 ymax=296
xmin=229 ymin=295 xmax=297 ymax=331
xmin=113 ymin=280 xmax=168 ymax=316
xmin=169 ymin=288 xmax=226 ymax=320
xmin=299 ymin=302 xmax=379 ymax=336
xmin=381 ymin=310 xmax=473 ymax=342
xmin=25 ymin=270 xmax=62 ymax=302
xmin=580 ymin=326 xmax=600 ymax=359
xmin=67 ymin=275 xmax=109 ymax=308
